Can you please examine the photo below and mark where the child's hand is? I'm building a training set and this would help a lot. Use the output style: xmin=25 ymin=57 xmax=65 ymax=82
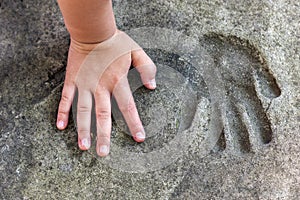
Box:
xmin=56 ymin=30 xmax=157 ymax=157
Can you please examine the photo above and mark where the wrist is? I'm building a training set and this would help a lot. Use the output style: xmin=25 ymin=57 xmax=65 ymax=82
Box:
xmin=70 ymin=29 xmax=119 ymax=53
xmin=69 ymin=25 xmax=117 ymax=45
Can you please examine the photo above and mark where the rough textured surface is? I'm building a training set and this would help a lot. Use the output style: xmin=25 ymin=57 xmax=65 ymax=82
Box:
xmin=0 ymin=0 xmax=299 ymax=199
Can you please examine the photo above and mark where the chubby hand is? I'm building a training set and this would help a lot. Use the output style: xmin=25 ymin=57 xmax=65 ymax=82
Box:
xmin=56 ymin=30 xmax=157 ymax=156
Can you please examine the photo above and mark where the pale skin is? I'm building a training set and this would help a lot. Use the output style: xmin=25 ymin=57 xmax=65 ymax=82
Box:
xmin=56 ymin=0 xmax=157 ymax=156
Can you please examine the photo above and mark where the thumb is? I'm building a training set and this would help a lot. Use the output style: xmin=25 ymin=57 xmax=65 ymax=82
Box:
xmin=131 ymin=49 xmax=157 ymax=90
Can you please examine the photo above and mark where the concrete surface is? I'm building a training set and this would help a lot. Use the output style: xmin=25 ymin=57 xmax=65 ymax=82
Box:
xmin=0 ymin=0 xmax=299 ymax=199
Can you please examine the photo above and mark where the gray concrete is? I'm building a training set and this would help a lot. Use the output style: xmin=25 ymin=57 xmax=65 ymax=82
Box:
xmin=0 ymin=0 xmax=299 ymax=199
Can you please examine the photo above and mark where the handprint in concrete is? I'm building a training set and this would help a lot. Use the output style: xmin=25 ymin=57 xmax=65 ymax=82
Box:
xmin=132 ymin=28 xmax=282 ymax=155
xmin=201 ymin=34 xmax=281 ymax=153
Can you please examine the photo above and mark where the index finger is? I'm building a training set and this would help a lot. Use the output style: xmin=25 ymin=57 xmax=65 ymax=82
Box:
xmin=112 ymin=77 xmax=145 ymax=142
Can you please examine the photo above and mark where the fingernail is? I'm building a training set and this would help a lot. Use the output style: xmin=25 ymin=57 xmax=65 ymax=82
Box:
xmin=149 ymin=79 xmax=156 ymax=88
xmin=136 ymin=132 xmax=145 ymax=140
xmin=81 ymin=138 xmax=90 ymax=149
xmin=57 ymin=120 xmax=64 ymax=129
xmin=99 ymin=145 xmax=109 ymax=155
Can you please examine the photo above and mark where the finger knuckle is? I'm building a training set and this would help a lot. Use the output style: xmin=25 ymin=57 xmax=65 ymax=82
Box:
xmin=94 ymin=88 xmax=103 ymax=97
xmin=77 ymin=129 xmax=90 ymax=135
xmin=119 ymin=101 xmax=136 ymax=113
xmin=148 ymin=64 xmax=157 ymax=76
xmin=112 ymin=73 xmax=127 ymax=86
xmin=58 ymin=103 xmax=69 ymax=115
xmin=58 ymin=108 xmax=68 ymax=115
xmin=97 ymin=110 xmax=111 ymax=120
xmin=97 ymin=134 xmax=110 ymax=140
xmin=152 ymin=64 xmax=157 ymax=74
xmin=78 ymin=105 xmax=91 ymax=113
xmin=61 ymin=93 xmax=71 ymax=103
xmin=138 ymin=64 xmax=157 ymax=78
